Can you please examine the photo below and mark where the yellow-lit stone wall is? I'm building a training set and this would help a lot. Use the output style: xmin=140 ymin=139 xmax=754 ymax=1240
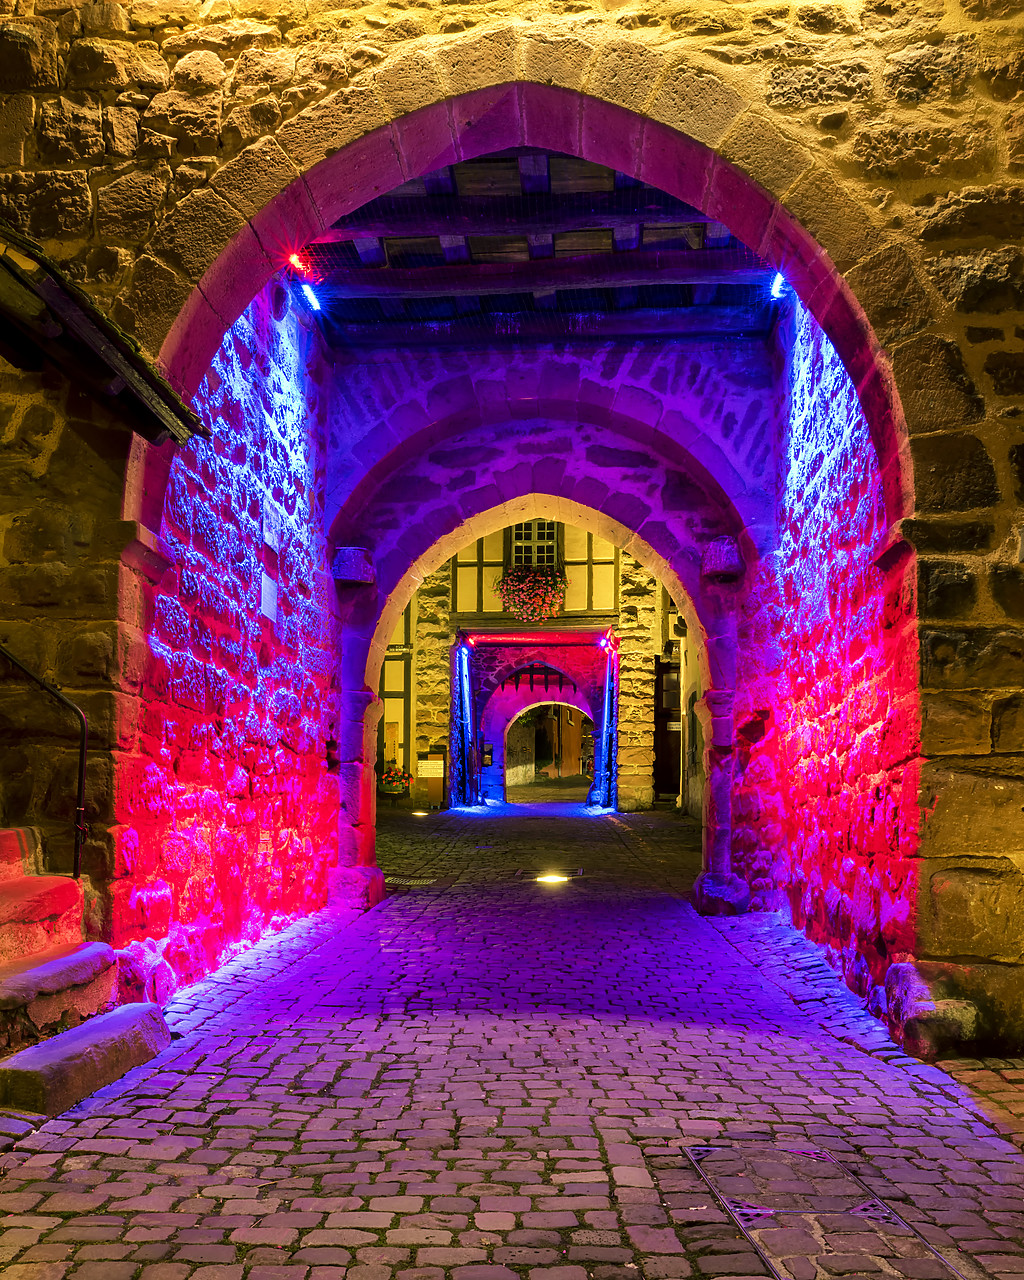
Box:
xmin=409 ymin=565 xmax=451 ymax=807
xmin=617 ymin=551 xmax=662 ymax=812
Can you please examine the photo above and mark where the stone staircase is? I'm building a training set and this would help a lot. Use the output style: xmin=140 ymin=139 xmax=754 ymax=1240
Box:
xmin=0 ymin=827 xmax=170 ymax=1121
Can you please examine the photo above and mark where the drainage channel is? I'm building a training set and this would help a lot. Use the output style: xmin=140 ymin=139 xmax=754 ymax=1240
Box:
xmin=648 ymin=1143 xmax=983 ymax=1280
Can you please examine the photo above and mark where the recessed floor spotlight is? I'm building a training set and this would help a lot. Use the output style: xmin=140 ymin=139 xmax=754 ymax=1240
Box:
xmin=536 ymin=873 xmax=570 ymax=884
xmin=412 ymin=810 xmax=430 ymax=816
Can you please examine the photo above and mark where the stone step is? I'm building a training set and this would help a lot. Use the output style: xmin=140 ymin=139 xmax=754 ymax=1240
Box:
xmin=0 ymin=1002 xmax=171 ymax=1117
xmin=0 ymin=942 xmax=117 ymax=1054
xmin=0 ymin=876 xmax=83 ymax=965
xmin=0 ymin=828 xmax=41 ymax=882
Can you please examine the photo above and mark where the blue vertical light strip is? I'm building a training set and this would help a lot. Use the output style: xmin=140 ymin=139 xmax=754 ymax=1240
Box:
xmin=458 ymin=644 xmax=475 ymax=805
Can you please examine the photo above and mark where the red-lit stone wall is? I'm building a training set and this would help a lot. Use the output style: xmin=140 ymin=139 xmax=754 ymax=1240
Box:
xmin=109 ymin=287 xmax=344 ymax=990
xmin=735 ymin=302 xmax=919 ymax=1017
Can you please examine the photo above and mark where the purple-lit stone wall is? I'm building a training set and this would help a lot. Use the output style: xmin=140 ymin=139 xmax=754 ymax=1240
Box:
xmin=736 ymin=302 xmax=919 ymax=1019
xmin=114 ymin=287 xmax=350 ymax=989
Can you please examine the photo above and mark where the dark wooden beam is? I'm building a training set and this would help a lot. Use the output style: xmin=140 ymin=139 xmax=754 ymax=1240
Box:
xmin=323 ymin=305 xmax=770 ymax=347
xmin=313 ymin=189 xmax=712 ymax=243
xmin=320 ymin=248 xmax=768 ymax=300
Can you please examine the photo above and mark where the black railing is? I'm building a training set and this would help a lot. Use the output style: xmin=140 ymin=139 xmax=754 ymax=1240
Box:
xmin=0 ymin=642 xmax=88 ymax=879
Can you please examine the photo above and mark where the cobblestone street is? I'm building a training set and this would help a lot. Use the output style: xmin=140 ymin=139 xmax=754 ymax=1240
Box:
xmin=2 ymin=804 xmax=1024 ymax=1280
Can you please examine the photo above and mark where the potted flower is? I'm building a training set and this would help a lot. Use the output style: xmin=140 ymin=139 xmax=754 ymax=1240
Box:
xmin=495 ymin=565 xmax=567 ymax=622
xmin=379 ymin=764 xmax=413 ymax=794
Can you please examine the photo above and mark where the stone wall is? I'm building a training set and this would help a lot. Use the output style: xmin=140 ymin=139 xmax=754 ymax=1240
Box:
xmin=112 ymin=283 xmax=343 ymax=986
xmin=409 ymin=565 xmax=451 ymax=809
xmin=616 ymin=554 xmax=662 ymax=812
xmin=0 ymin=352 xmax=134 ymax=897
xmin=736 ymin=301 xmax=921 ymax=1043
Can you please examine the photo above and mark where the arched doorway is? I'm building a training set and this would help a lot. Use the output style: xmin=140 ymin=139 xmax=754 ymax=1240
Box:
xmin=501 ymin=702 xmax=595 ymax=806
xmin=105 ymin=85 xmax=944 ymax=1049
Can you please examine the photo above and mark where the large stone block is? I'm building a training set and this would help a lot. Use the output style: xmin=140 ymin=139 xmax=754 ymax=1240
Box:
xmin=890 ymin=335 xmax=984 ymax=434
xmin=882 ymin=36 xmax=976 ymax=102
xmin=920 ymin=184 xmax=1024 ymax=241
xmin=767 ymin=60 xmax=872 ymax=109
xmin=39 ymin=95 xmax=105 ymax=163
xmin=921 ymin=691 xmax=991 ymax=755
xmin=97 ymin=168 xmax=168 ymax=244
xmin=277 ymin=83 xmax=388 ymax=171
xmin=852 ymin=122 xmax=993 ymax=179
xmin=150 ymin=186 xmax=246 ymax=282
xmin=0 ymin=18 xmax=59 ymax=91
xmin=923 ymin=860 xmax=1024 ymax=963
xmin=0 ymin=169 xmax=92 ymax=239
xmin=645 ymin=56 xmax=745 ymax=147
xmin=66 ymin=37 xmax=169 ymax=93
xmin=929 ymin=248 xmax=1024 ymax=314
xmin=985 ymin=351 xmax=1024 ymax=397
xmin=911 ymin=432 xmax=998 ymax=512
xmin=0 ymin=1002 xmax=170 ymax=1116
xmin=921 ymin=627 xmax=1024 ymax=690
xmin=919 ymin=762 xmax=1024 ymax=855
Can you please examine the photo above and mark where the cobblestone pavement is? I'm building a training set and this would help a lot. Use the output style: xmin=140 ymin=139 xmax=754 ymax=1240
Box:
xmin=2 ymin=803 xmax=1024 ymax=1280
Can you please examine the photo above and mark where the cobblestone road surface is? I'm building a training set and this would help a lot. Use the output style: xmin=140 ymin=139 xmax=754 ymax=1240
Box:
xmin=1 ymin=803 xmax=1023 ymax=1280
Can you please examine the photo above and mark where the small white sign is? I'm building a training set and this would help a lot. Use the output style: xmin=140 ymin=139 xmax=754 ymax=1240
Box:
xmin=418 ymin=760 xmax=444 ymax=778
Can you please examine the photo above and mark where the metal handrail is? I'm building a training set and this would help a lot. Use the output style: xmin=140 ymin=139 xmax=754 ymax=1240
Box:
xmin=0 ymin=642 xmax=88 ymax=878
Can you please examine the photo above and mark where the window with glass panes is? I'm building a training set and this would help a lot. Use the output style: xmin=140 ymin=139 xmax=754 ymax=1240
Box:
xmin=512 ymin=520 xmax=557 ymax=567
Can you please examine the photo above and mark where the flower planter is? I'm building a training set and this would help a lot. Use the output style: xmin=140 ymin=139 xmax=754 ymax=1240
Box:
xmin=495 ymin=566 xmax=567 ymax=622
xmin=379 ymin=782 xmax=407 ymax=794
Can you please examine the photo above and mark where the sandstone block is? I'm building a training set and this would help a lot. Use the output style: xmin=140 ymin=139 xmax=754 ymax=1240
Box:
xmin=991 ymin=566 xmax=1024 ymax=620
xmin=922 ymin=627 xmax=1024 ymax=690
xmin=437 ymin=25 xmax=519 ymax=96
xmin=845 ymin=244 xmax=933 ymax=344
xmin=918 ymin=560 xmax=978 ymax=619
xmin=890 ymin=335 xmax=984 ymax=434
xmin=277 ymin=83 xmax=388 ymax=171
xmin=221 ymin=97 xmax=282 ymax=149
xmin=0 ymin=169 xmax=92 ymax=239
xmin=985 ymin=351 xmax=1024 ymax=396
xmin=39 ymin=94 xmax=105 ymax=163
xmin=81 ymin=2 xmax=130 ymax=37
xmin=767 ymin=60 xmax=871 ymax=109
xmin=717 ymin=111 xmax=812 ymax=199
xmin=0 ymin=94 xmax=34 ymax=166
xmin=0 ymin=18 xmax=59 ymax=91
xmin=993 ymin=695 xmax=1024 ymax=751
xmin=173 ymin=48 xmax=226 ymax=92
xmin=913 ymin=429 xmax=999 ymax=512
xmin=111 ymin=253 xmax=192 ymax=355
xmin=921 ymin=691 xmax=991 ymax=755
xmin=902 ymin=519 xmax=994 ymax=553
xmin=921 ymin=184 xmax=1024 ymax=240
xmin=210 ymin=135 xmax=297 ymax=220
xmin=782 ymin=166 xmax=878 ymax=270
xmin=586 ymin=39 xmax=664 ymax=113
xmin=150 ymin=186 xmax=245 ymax=282
xmin=929 ymin=248 xmax=1024 ymax=314
xmin=104 ymin=103 xmax=140 ymax=156
xmin=0 ymin=1001 xmax=170 ymax=1116
xmin=521 ymin=30 xmax=595 ymax=92
xmin=852 ymin=122 xmax=993 ymax=179
xmin=646 ymin=56 xmax=745 ymax=147
xmin=883 ymin=36 xmax=975 ymax=102
xmin=161 ymin=19 xmax=280 ymax=55
xmin=926 ymin=861 xmax=1024 ymax=962
xmin=230 ymin=45 xmax=295 ymax=97
xmin=97 ymin=167 xmax=167 ymax=243
xmin=961 ymin=0 xmax=1024 ymax=16
xmin=143 ymin=87 xmax=222 ymax=151
xmin=66 ymin=37 xmax=169 ymax=93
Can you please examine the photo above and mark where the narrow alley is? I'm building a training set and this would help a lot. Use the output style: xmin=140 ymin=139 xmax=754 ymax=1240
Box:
xmin=1 ymin=807 xmax=1023 ymax=1280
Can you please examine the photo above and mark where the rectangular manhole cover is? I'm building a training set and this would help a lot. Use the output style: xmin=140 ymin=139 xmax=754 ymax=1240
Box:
xmin=680 ymin=1144 xmax=976 ymax=1280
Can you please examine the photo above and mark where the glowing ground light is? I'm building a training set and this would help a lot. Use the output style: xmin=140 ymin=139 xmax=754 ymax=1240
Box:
xmin=771 ymin=271 xmax=786 ymax=300
xmin=536 ymin=873 xmax=570 ymax=884
xmin=301 ymin=282 xmax=321 ymax=311
xmin=412 ymin=810 xmax=430 ymax=816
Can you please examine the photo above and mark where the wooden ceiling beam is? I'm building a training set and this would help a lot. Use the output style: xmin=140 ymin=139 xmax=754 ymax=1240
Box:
xmin=324 ymin=305 xmax=770 ymax=347
xmin=319 ymin=248 xmax=769 ymax=300
xmin=312 ymin=190 xmax=713 ymax=243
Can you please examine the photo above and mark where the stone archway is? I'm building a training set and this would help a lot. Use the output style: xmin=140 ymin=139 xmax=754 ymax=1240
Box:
xmin=116 ymin=89 xmax=926 ymax=1032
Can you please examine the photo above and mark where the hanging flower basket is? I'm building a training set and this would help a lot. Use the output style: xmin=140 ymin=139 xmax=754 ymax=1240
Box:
xmin=495 ymin=566 xmax=567 ymax=622
xmin=379 ymin=764 xmax=413 ymax=794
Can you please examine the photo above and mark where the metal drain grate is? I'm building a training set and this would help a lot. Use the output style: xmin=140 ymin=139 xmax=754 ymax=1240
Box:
xmin=674 ymin=1143 xmax=976 ymax=1280
xmin=383 ymin=875 xmax=436 ymax=886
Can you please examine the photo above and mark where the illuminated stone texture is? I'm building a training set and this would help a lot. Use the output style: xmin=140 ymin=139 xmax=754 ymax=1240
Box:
xmin=0 ymin=3 xmax=1021 ymax=1052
